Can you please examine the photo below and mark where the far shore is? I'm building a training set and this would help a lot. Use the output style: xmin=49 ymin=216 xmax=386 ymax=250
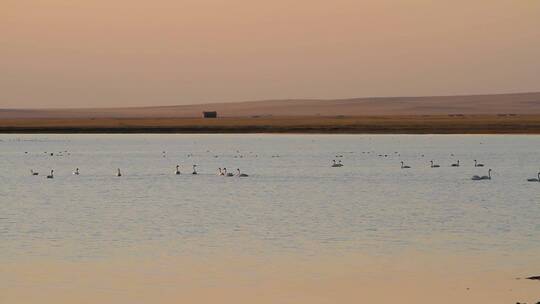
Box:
xmin=1 ymin=115 xmax=540 ymax=134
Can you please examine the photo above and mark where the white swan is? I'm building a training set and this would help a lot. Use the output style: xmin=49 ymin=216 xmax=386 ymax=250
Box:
xmin=474 ymin=160 xmax=484 ymax=167
xmin=73 ymin=168 xmax=80 ymax=175
xmin=527 ymin=172 xmax=540 ymax=182
xmin=30 ymin=169 xmax=39 ymax=176
xmin=481 ymin=169 xmax=492 ymax=180
xmin=46 ymin=170 xmax=54 ymax=179
xmin=430 ymin=160 xmax=440 ymax=168
xmin=224 ymin=168 xmax=234 ymax=177
xmin=175 ymin=165 xmax=181 ymax=175
xmin=116 ymin=168 xmax=122 ymax=177
xmin=236 ymin=169 xmax=249 ymax=177
xmin=472 ymin=169 xmax=491 ymax=180
xmin=331 ymin=160 xmax=344 ymax=167
xmin=217 ymin=168 xmax=224 ymax=176
xmin=400 ymin=161 xmax=411 ymax=169
xmin=192 ymin=165 xmax=198 ymax=175
xmin=451 ymin=160 xmax=460 ymax=167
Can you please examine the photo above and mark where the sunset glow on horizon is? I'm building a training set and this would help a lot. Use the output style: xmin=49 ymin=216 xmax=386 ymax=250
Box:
xmin=2 ymin=0 xmax=540 ymax=108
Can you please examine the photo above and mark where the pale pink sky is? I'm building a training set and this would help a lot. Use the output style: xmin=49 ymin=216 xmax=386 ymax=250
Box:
xmin=2 ymin=0 xmax=540 ymax=108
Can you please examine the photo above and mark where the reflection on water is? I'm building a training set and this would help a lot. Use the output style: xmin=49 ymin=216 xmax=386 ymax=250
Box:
xmin=1 ymin=134 xmax=540 ymax=261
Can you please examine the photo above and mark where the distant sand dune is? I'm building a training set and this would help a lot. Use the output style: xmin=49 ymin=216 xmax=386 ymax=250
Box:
xmin=1 ymin=92 xmax=540 ymax=119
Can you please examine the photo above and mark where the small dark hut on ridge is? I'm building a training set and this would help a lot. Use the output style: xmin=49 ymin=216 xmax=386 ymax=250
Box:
xmin=203 ymin=111 xmax=217 ymax=118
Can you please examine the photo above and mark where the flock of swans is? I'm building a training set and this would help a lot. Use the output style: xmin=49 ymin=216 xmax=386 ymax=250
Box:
xmin=24 ymin=150 xmax=539 ymax=182
xmin=336 ymin=158 xmax=540 ymax=182
xmin=29 ymin=164 xmax=250 ymax=179
xmin=27 ymin=158 xmax=540 ymax=182
xmin=408 ymin=159 xmax=495 ymax=181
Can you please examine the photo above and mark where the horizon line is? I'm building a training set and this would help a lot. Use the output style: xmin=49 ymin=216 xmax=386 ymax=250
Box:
xmin=2 ymin=90 xmax=539 ymax=111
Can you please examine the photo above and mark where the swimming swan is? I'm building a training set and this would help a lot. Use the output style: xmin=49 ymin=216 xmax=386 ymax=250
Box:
xmin=46 ymin=170 xmax=54 ymax=179
xmin=175 ymin=165 xmax=181 ymax=175
xmin=451 ymin=160 xmax=460 ymax=167
xmin=30 ymin=169 xmax=39 ymax=176
xmin=192 ymin=165 xmax=198 ymax=175
xmin=331 ymin=160 xmax=344 ymax=167
xmin=116 ymin=168 xmax=122 ymax=177
xmin=430 ymin=161 xmax=440 ymax=168
xmin=527 ymin=172 xmax=540 ymax=182
xmin=400 ymin=161 xmax=411 ymax=169
xmin=472 ymin=169 xmax=491 ymax=180
xmin=474 ymin=160 xmax=484 ymax=167
xmin=224 ymin=168 xmax=234 ymax=177
xmin=73 ymin=168 xmax=80 ymax=175
xmin=236 ymin=169 xmax=249 ymax=177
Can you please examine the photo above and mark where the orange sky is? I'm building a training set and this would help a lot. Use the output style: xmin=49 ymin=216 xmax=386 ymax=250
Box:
xmin=2 ymin=0 xmax=540 ymax=108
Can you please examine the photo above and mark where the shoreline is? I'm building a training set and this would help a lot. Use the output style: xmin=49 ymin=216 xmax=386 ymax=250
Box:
xmin=1 ymin=115 xmax=540 ymax=134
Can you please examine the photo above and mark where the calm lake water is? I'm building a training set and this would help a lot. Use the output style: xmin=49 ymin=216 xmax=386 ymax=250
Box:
xmin=1 ymin=134 xmax=540 ymax=262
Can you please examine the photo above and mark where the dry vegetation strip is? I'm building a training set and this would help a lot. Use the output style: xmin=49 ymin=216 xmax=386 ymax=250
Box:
xmin=1 ymin=115 xmax=540 ymax=134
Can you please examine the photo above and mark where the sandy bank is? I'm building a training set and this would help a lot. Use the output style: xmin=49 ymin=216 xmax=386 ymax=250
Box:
xmin=1 ymin=115 xmax=540 ymax=134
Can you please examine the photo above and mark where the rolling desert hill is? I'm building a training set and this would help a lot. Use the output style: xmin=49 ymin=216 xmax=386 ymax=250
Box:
xmin=2 ymin=92 xmax=540 ymax=119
